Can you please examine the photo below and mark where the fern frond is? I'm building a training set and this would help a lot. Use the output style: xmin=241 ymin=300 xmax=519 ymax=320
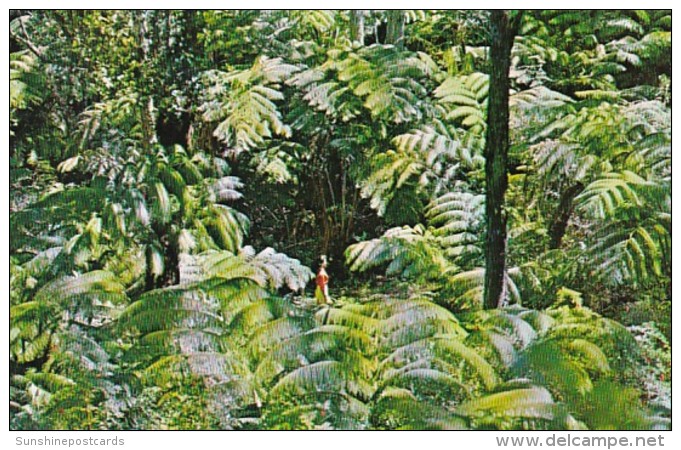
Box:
xmin=457 ymin=386 xmax=559 ymax=421
xmin=435 ymin=73 xmax=489 ymax=133
xmin=380 ymin=336 xmax=498 ymax=390
xmin=199 ymin=247 xmax=313 ymax=291
xmin=268 ymin=360 xmax=373 ymax=401
xmin=346 ymin=225 xmax=450 ymax=281
xmin=371 ymin=389 xmax=468 ymax=430
xmin=576 ymin=171 xmax=650 ymax=219
xmin=201 ymin=57 xmax=299 ymax=154
xmin=293 ymin=45 xmax=431 ymax=123
xmin=427 ymin=191 xmax=484 ymax=263
xmin=118 ymin=286 xmax=224 ymax=335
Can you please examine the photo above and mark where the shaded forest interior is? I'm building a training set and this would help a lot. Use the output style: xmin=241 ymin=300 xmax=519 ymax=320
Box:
xmin=10 ymin=10 xmax=671 ymax=430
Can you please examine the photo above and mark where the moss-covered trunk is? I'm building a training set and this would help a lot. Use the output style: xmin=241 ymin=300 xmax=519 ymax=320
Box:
xmin=483 ymin=10 xmax=522 ymax=309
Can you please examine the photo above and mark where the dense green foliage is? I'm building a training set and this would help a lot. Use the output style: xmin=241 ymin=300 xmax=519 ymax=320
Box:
xmin=10 ymin=10 xmax=670 ymax=430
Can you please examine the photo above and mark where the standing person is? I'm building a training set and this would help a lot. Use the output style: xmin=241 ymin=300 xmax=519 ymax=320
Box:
xmin=315 ymin=256 xmax=332 ymax=305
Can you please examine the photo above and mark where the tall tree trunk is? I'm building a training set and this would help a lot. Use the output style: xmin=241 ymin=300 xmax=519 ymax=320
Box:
xmin=385 ymin=10 xmax=405 ymax=48
xmin=144 ymin=245 xmax=158 ymax=291
xmin=483 ymin=10 xmax=522 ymax=309
xmin=350 ymin=10 xmax=365 ymax=45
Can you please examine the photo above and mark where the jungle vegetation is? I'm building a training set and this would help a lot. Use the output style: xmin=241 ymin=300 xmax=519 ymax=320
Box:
xmin=9 ymin=9 xmax=671 ymax=430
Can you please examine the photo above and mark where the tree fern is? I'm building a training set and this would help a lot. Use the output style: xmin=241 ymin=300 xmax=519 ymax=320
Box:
xmin=587 ymin=218 xmax=667 ymax=287
xmin=435 ymin=72 xmax=488 ymax=132
xmin=288 ymin=10 xmax=336 ymax=34
xmin=457 ymin=384 xmax=586 ymax=430
xmin=10 ymin=51 xmax=45 ymax=124
xmin=359 ymin=124 xmax=482 ymax=222
xmin=10 ymin=9 xmax=670 ymax=431
xmin=11 ymin=271 xmax=127 ymax=365
xmin=345 ymin=224 xmax=451 ymax=281
xmin=259 ymin=294 xmax=487 ymax=427
xmin=118 ymin=244 xmax=313 ymax=422
xmin=290 ymin=44 xmax=434 ymax=123
xmin=195 ymin=246 xmax=313 ymax=291
xmin=201 ymin=56 xmax=299 ymax=155
xmin=427 ymin=190 xmax=484 ymax=263
xmin=10 ymin=272 xmax=127 ymax=429
xmin=576 ymin=171 xmax=650 ymax=219
xmin=371 ymin=389 xmax=467 ymax=430
xmin=523 ymin=93 xmax=670 ymax=290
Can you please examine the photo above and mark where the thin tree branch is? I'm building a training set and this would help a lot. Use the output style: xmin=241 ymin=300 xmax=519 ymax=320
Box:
xmin=10 ymin=17 xmax=43 ymax=58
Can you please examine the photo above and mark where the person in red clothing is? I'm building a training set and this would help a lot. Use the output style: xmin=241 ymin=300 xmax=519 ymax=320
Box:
xmin=315 ymin=256 xmax=332 ymax=305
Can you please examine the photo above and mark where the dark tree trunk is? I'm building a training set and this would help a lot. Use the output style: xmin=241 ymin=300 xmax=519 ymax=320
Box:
xmin=385 ymin=10 xmax=405 ymax=48
xmin=483 ymin=10 xmax=522 ymax=309
xmin=144 ymin=245 xmax=158 ymax=291
xmin=160 ymin=232 xmax=181 ymax=287
xmin=548 ymin=183 xmax=584 ymax=249
xmin=350 ymin=10 xmax=365 ymax=45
